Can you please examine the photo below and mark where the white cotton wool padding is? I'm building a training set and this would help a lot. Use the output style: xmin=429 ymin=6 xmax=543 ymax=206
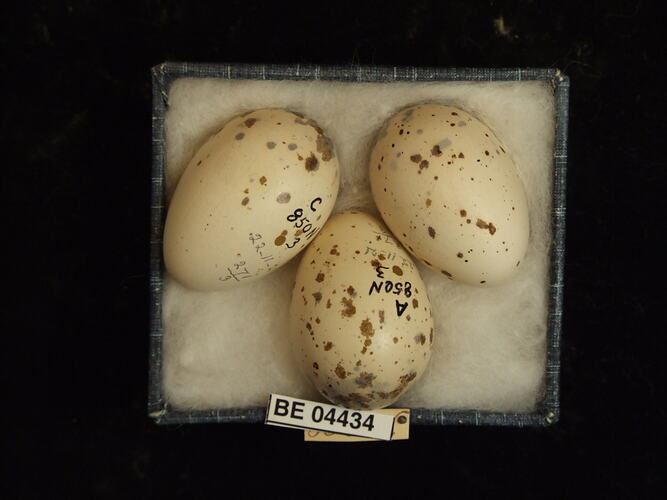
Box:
xmin=162 ymin=78 xmax=555 ymax=412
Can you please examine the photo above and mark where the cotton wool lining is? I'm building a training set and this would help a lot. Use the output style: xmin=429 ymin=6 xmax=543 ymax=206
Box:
xmin=162 ymin=78 xmax=555 ymax=412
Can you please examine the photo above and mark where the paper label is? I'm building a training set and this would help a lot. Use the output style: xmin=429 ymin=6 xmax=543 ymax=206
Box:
xmin=265 ymin=394 xmax=396 ymax=441
xmin=304 ymin=408 xmax=410 ymax=442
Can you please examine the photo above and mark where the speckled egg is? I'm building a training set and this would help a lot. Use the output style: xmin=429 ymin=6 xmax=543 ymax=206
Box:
xmin=289 ymin=211 xmax=434 ymax=410
xmin=163 ymin=108 xmax=339 ymax=291
xmin=369 ymin=104 xmax=530 ymax=287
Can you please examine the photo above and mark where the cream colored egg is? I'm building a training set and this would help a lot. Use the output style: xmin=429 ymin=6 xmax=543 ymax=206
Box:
xmin=164 ymin=108 xmax=339 ymax=291
xmin=289 ymin=211 xmax=433 ymax=410
xmin=369 ymin=104 xmax=529 ymax=286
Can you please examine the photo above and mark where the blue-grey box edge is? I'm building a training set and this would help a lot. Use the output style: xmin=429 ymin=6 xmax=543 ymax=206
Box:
xmin=148 ymin=63 xmax=568 ymax=427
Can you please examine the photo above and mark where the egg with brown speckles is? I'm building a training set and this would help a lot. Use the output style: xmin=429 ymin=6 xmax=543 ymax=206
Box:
xmin=369 ymin=103 xmax=530 ymax=286
xmin=164 ymin=108 xmax=339 ymax=290
xmin=289 ymin=211 xmax=434 ymax=410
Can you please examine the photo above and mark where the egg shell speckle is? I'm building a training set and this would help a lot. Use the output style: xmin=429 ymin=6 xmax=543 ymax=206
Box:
xmin=369 ymin=104 xmax=529 ymax=286
xmin=163 ymin=108 xmax=340 ymax=291
xmin=289 ymin=211 xmax=434 ymax=409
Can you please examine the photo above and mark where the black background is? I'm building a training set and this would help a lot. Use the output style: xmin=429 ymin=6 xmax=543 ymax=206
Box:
xmin=4 ymin=1 xmax=663 ymax=498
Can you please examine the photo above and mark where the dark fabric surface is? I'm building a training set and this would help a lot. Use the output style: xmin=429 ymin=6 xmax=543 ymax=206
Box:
xmin=4 ymin=1 xmax=663 ymax=498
